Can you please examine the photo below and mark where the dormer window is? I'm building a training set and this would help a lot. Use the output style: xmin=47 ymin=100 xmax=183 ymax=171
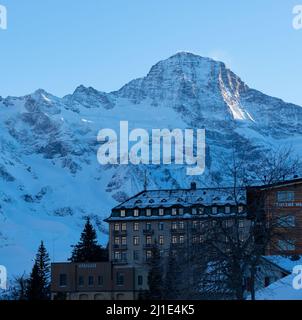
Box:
xmin=192 ymin=208 xmax=197 ymax=215
xmin=197 ymin=197 xmax=203 ymax=202
xmin=198 ymin=207 xmax=204 ymax=215
xmin=225 ymin=206 xmax=231 ymax=214
xmin=179 ymin=208 xmax=184 ymax=215
xmin=135 ymin=200 xmax=142 ymax=204
xmin=161 ymin=199 xmax=167 ymax=203
xmin=134 ymin=209 xmax=139 ymax=217
xmin=149 ymin=199 xmax=155 ymax=204
xmin=226 ymin=196 xmax=233 ymax=201
xmin=172 ymin=208 xmax=177 ymax=216
xmin=121 ymin=210 xmax=126 ymax=217
xmin=159 ymin=208 xmax=164 ymax=216
xmin=238 ymin=206 xmax=244 ymax=213
xmin=177 ymin=198 xmax=184 ymax=203
xmin=212 ymin=207 xmax=218 ymax=215
xmin=146 ymin=209 xmax=152 ymax=216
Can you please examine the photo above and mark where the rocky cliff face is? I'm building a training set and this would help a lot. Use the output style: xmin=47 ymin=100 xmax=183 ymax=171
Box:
xmin=0 ymin=52 xmax=301 ymax=274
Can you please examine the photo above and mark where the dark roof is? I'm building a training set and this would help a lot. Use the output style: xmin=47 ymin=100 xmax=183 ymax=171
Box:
xmin=248 ymin=178 xmax=302 ymax=191
xmin=113 ymin=187 xmax=246 ymax=210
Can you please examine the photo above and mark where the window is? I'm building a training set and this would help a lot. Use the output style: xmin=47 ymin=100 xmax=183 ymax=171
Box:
xmin=114 ymin=224 xmax=120 ymax=231
xmin=114 ymin=251 xmax=121 ymax=260
xmin=172 ymin=208 xmax=177 ymax=216
xmin=172 ymin=236 xmax=178 ymax=244
xmin=114 ymin=237 xmax=120 ymax=245
xmin=158 ymin=222 xmax=164 ymax=231
xmin=278 ymin=215 xmax=296 ymax=227
xmin=121 ymin=223 xmax=127 ymax=231
xmin=134 ymin=222 xmax=139 ymax=231
xmin=121 ymin=210 xmax=126 ymax=217
xmin=121 ymin=237 xmax=127 ymax=246
xmin=146 ymin=236 xmax=152 ymax=245
xmin=159 ymin=235 xmax=164 ymax=245
xmin=138 ymin=276 xmax=143 ymax=286
xmin=133 ymin=250 xmax=140 ymax=261
xmin=212 ymin=207 xmax=218 ymax=215
xmin=133 ymin=236 xmax=140 ymax=246
xmin=192 ymin=208 xmax=197 ymax=215
xmin=200 ymin=235 xmax=205 ymax=243
xmin=192 ymin=221 xmax=198 ymax=229
xmin=239 ymin=232 xmax=245 ymax=242
xmin=192 ymin=235 xmax=198 ymax=244
xmin=278 ymin=240 xmax=295 ymax=251
xmin=225 ymin=220 xmax=233 ymax=228
xmin=179 ymin=221 xmax=185 ymax=230
xmin=146 ymin=209 xmax=152 ymax=216
xmin=277 ymin=191 xmax=295 ymax=202
xmin=98 ymin=276 xmax=103 ymax=286
xmin=88 ymin=276 xmax=94 ymax=286
xmin=159 ymin=208 xmax=164 ymax=216
xmin=179 ymin=208 xmax=184 ymax=215
xmin=146 ymin=250 xmax=152 ymax=260
xmin=225 ymin=206 xmax=231 ymax=214
xmin=238 ymin=206 xmax=244 ymax=213
xmin=59 ymin=274 xmax=67 ymax=287
xmin=172 ymin=222 xmax=177 ymax=230
xmin=121 ymin=252 xmax=127 ymax=261
xmin=116 ymin=272 xmax=124 ymax=286
xmin=179 ymin=235 xmax=185 ymax=244
xmin=239 ymin=220 xmax=245 ymax=228
xmin=146 ymin=222 xmax=152 ymax=231
xmin=134 ymin=209 xmax=139 ymax=217
xmin=78 ymin=276 xmax=84 ymax=286
xmin=198 ymin=207 xmax=204 ymax=215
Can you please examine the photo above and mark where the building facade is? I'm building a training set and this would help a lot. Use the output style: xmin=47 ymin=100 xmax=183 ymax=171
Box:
xmin=248 ymin=178 xmax=302 ymax=255
xmin=51 ymin=262 xmax=146 ymax=300
xmin=105 ymin=183 xmax=248 ymax=267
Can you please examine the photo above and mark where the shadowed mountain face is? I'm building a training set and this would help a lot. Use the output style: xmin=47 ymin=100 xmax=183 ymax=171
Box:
xmin=0 ymin=52 xmax=301 ymax=274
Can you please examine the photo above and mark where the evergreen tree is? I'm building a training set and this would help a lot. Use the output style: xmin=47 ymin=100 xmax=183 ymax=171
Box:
xmin=147 ymin=241 xmax=163 ymax=300
xmin=26 ymin=241 xmax=50 ymax=300
xmin=70 ymin=218 xmax=108 ymax=262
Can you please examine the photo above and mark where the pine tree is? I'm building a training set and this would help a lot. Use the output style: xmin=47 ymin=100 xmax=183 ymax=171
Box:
xmin=26 ymin=241 xmax=51 ymax=300
xmin=70 ymin=218 xmax=108 ymax=262
xmin=147 ymin=241 xmax=163 ymax=300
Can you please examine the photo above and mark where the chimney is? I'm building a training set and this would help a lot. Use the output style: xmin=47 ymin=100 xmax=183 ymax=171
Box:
xmin=190 ymin=182 xmax=197 ymax=190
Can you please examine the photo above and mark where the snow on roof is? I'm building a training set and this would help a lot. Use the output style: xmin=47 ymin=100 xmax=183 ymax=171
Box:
xmin=248 ymin=274 xmax=302 ymax=300
xmin=263 ymin=256 xmax=302 ymax=273
xmin=114 ymin=188 xmax=246 ymax=209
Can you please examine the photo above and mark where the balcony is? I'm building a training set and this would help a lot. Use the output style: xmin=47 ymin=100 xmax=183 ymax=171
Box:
xmin=112 ymin=259 xmax=128 ymax=265
xmin=143 ymin=229 xmax=154 ymax=235
xmin=170 ymin=228 xmax=185 ymax=234
xmin=113 ymin=230 xmax=127 ymax=236
xmin=144 ymin=244 xmax=154 ymax=250
xmin=113 ymin=244 xmax=128 ymax=250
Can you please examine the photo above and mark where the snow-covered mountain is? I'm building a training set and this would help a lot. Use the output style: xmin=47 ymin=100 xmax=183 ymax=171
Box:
xmin=1 ymin=52 xmax=302 ymax=276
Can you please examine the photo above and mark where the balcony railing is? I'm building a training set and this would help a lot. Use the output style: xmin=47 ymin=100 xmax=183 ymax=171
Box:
xmin=144 ymin=244 xmax=154 ymax=249
xmin=112 ymin=259 xmax=128 ymax=265
xmin=170 ymin=228 xmax=185 ymax=234
xmin=113 ymin=244 xmax=128 ymax=250
xmin=143 ymin=229 xmax=154 ymax=235
xmin=113 ymin=230 xmax=127 ymax=236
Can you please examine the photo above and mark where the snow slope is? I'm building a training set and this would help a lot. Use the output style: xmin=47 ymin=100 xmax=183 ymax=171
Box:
xmin=0 ymin=52 xmax=302 ymax=277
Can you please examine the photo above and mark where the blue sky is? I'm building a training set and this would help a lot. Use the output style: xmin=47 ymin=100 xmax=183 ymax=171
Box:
xmin=0 ymin=0 xmax=302 ymax=105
